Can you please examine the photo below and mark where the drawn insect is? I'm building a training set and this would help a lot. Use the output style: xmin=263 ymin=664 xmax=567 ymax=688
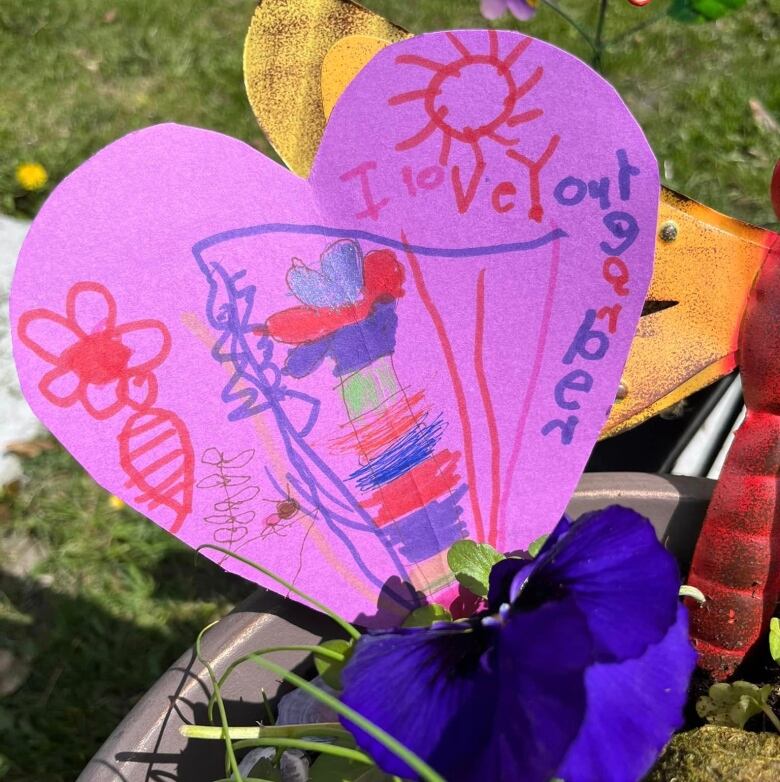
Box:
xmin=257 ymin=485 xmax=319 ymax=540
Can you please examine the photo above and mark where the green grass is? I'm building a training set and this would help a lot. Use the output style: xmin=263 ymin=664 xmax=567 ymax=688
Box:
xmin=0 ymin=1 xmax=778 ymax=780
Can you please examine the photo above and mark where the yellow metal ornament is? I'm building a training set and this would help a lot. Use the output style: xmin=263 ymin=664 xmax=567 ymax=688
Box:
xmin=244 ymin=0 xmax=407 ymax=176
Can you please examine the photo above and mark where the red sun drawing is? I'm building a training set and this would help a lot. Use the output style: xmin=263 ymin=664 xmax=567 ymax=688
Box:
xmin=389 ymin=30 xmax=549 ymax=217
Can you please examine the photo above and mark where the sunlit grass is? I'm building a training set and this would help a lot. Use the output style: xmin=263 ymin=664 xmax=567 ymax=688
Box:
xmin=0 ymin=1 xmax=777 ymax=779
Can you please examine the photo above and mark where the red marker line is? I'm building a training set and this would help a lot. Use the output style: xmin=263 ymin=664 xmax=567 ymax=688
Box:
xmin=475 ymin=269 xmax=502 ymax=547
xmin=403 ymin=236 xmax=486 ymax=542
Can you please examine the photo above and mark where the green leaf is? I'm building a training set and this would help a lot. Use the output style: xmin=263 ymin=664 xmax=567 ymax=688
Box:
xmin=447 ymin=540 xmax=504 ymax=597
xmin=770 ymin=617 xmax=780 ymax=664
xmin=309 ymin=754 xmax=374 ymax=782
xmin=669 ymin=0 xmax=746 ymax=23
xmin=696 ymin=681 xmax=772 ymax=729
xmin=528 ymin=534 xmax=549 ymax=558
xmin=402 ymin=604 xmax=453 ymax=628
xmin=243 ymin=753 xmax=283 ymax=781
xmin=314 ymin=639 xmax=353 ymax=690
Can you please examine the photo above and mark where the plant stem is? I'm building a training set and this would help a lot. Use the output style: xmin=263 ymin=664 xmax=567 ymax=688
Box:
xmin=195 ymin=622 xmax=244 ymax=782
xmin=231 ymin=737 xmax=372 ymax=765
xmin=240 ymin=653 xmax=446 ymax=782
xmin=679 ymin=585 xmax=706 ymax=603
xmin=759 ymin=700 xmax=780 ymax=734
xmin=537 ymin=0 xmax=597 ymax=52
xmin=181 ymin=723 xmax=353 ymax=741
xmin=197 ymin=544 xmax=361 ymax=640
xmin=593 ymin=0 xmax=610 ymax=72
xmin=606 ymin=1 xmax=672 ymax=47
xmin=207 ymin=643 xmax=346 ymax=723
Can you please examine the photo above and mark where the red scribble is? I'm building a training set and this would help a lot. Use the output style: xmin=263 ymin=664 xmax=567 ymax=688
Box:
xmin=474 ymin=269 xmax=502 ymax=547
xmin=362 ymin=450 xmax=461 ymax=526
xmin=262 ymin=249 xmax=404 ymax=344
xmin=119 ymin=408 xmax=195 ymax=534
xmin=18 ymin=281 xmax=194 ymax=533
xmin=452 ymin=144 xmax=486 ymax=216
xmin=329 ymin=389 xmax=428 ymax=460
xmin=491 ymin=181 xmax=517 ymax=214
xmin=498 ymin=232 xmax=562 ymax=549
xmin=391 ymin=32 xmax=544 ymax=216
xmin=17 ymin=281 xmax=169 ymax=419
xmin=403 ymin=237 xmax=486 ymax=542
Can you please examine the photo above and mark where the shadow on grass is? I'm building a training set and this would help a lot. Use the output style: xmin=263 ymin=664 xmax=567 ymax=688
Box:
xmin=0 ymin=561 xmax=251 ymax=782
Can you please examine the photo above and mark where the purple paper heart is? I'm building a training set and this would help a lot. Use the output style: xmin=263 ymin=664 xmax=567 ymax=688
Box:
xmin=11 ymin=31 xmax=658 ymax=623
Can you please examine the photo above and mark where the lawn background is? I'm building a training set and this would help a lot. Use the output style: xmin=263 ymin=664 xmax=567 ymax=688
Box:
xmin=0 ymin=1 xmax=778 ymax=780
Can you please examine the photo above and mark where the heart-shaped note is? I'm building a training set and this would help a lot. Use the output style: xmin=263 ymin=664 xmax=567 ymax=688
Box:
xmin=11 ymin=31 xmax=658 ymax=623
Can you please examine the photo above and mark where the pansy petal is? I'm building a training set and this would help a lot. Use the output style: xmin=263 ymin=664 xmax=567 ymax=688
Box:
xmin=532 ymin=514 xmax=573 ymax=557
xmin=487 ymin=556 xmax=529 ymax=610
xmin=477 ymin=599 xmax=591 ymax=782
xmin=82 ymin=378 xmax=125 ymax=420
xmin=39 ymin=365 xmax=81 ymax=407
xmin=115 ymin=320 xmax=170 ymax=373
xmin=480 ymin=0 xmax=509 ymax=20
xmin=320 ymin=240 xmax=364 ymax=304
xmin=557 ymin=606 xmax=696 ymax=782
xmin=17 ymin=309 xmax=81 ymax=364
xmin=341 ymin=600 xmax=592 ymax=782
xmin=66 ymin=281 xmax=116 ymax=335
xmin=499 ymin=515 xmax=574 ymax=606
xmin=518 ymin=506 xmax=680 ymax=662
xmin=340 ymin=623 xmax=497 ymax=780
xmin=507 ymin=0 xmax=538 ymax=21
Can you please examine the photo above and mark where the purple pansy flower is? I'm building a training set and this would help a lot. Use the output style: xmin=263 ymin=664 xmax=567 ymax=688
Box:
xmin=480 ymin=0 xmax=539 ymax=22
xmin=339 ymin=506 xmax=696 ymax=782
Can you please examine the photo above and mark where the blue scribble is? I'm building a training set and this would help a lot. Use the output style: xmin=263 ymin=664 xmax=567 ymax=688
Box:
xmin=194 ymin=254 xmax=416 ymax=607
xmin=384 ymin=484 xmax=469 ymax=564
xmin=192 ymin=221 xmax=569 ymax=606
xmin=349 ymin=413 xmax=446 ymax=492
xmin=284 ymin=300 xmax=399 ymax=379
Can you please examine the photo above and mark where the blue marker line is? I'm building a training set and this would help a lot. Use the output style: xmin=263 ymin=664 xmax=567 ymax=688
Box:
xmin=192 ymin=222 xmax=568 ymax=260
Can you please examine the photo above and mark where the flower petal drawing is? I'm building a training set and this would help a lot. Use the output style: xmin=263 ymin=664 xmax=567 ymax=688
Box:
xmin=67 ymin=281 xmax=117 ymax=335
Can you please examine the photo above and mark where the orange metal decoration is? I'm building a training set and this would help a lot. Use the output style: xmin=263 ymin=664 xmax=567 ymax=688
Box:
xmin=602 ymin=191 xmax=768 ymax=437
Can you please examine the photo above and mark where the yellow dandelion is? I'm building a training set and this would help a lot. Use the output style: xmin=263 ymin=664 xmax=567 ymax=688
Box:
xmin=108 ymin=494 xmax=126 ymax=510
xmin=15 ymin=162 xmax=48 ymax=192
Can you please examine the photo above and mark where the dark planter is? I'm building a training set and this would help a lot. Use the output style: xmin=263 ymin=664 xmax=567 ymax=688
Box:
xmin=78 ymin=472 xmax=714 ymax=782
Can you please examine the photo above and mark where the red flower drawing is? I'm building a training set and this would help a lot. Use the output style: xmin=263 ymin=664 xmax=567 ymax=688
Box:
xmin=18 ymin=281 xmax=171 ymax=420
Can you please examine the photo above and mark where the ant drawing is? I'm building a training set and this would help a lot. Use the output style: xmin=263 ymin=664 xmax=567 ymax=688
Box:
xmin=258 ymin=485 xmax=319 ymax=539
